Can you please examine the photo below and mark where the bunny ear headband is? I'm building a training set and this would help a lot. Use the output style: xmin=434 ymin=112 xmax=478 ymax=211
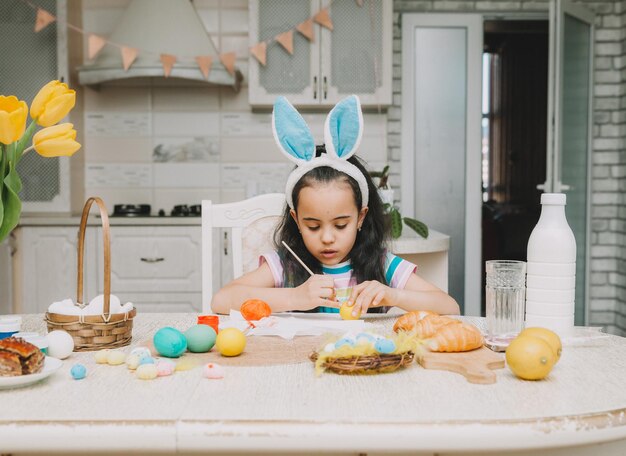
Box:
xmin=272 ymin=95 xmax=368 ymax=210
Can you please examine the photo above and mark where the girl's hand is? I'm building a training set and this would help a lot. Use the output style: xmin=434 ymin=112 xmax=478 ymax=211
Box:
xmin=291 ymin=274 xmax=337 ymax=311
xmin=347 ymin=280 xmax=398 ymax=316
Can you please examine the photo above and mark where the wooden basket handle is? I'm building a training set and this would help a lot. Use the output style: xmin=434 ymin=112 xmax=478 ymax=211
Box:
xmin=77 ymin=197 xmax=111 ymax=317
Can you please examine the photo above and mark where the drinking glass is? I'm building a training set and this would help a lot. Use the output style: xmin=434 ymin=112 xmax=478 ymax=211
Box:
xmin=485 ymin=260 xmax=526 ymax=343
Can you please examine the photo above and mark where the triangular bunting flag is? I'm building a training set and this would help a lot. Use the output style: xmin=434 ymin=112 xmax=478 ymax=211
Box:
xmin=34 ymin=8 xmax=56 ymax=33
xmin=276 ymin=30 xmax=294 ymax=55
xmin=296 ymin=19 xmax=315 ymax=42
xmin=195 ymin=56 xmax=213 ymax=79
xmin=88 ymin=34 xmax=107 ymax=60
xmin=160 ymin=54 xmax=176 ymax=77
xmin=219 ymin=52 xmax=236 ymax=76
xmin=313 ymin=8 xmax=333 ymax=31
xmin=121 ymin=47 xmax=138 ymax=71
xmin=250 ymin=42 xmax=267 ymax=66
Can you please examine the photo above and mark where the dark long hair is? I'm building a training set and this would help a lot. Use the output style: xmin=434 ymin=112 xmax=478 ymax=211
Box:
xmin=274 ymin=145 xmax=389 ymax=289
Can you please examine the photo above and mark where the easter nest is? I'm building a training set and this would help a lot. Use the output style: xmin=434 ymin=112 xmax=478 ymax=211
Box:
xmin=309 ymin=331 xmax=419 ymax=375
xmin=309 ymin=351 xmax=415 ymax=375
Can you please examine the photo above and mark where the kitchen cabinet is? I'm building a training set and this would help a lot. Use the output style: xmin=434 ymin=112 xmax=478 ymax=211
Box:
xmin=0 ymin=0 xmax=71 ymax=212
xmin=97 ymin=226 xmax=203 ymax=313
xmin=248 ymin=0 xmax=392 ymax=107
xmin=12 ymin=226 xmax=97 ymax=314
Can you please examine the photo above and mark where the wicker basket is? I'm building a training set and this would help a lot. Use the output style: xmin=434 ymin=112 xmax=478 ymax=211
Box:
xmin=45 ymin=197 xmax=136 ymax=351
xmin=309 ymin=351 xmax=415 ymax=375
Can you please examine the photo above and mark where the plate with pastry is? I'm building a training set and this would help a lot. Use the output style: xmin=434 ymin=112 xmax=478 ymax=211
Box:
xmin=0 ymin=337 xmax=63 ymax=389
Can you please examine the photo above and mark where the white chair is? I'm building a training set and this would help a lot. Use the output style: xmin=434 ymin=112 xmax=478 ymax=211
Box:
xmin=201 ymin=193 xmax=286 ymax=312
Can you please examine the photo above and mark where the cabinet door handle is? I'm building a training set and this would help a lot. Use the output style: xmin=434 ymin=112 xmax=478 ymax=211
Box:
xmin=140 ymin=257 xmax=164 ymax=263
xmin=313 ymin=76 xmax=318 ymax=99
xmin=323 ymin=76 xmax=328 ymax=99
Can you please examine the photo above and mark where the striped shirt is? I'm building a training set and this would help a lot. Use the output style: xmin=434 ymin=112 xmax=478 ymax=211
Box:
xmin=259 ymin=251 xmax=417 ymax=313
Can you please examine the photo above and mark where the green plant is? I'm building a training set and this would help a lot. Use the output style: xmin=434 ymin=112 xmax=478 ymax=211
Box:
xmin=370 ymin=166 xmax=429 ymax=239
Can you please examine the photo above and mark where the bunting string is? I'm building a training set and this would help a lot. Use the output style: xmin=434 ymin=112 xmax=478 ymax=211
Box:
xmin=21 ymin=0 xmax=368 ymax=80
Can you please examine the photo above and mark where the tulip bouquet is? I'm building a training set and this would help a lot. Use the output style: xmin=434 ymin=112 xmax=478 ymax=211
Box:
xmin=0 ymin=80 xmax=80 ymax=243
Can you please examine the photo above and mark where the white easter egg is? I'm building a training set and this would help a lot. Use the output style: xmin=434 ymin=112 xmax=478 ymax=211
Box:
xmin=46 ymin=330 xmax=75 ymax=359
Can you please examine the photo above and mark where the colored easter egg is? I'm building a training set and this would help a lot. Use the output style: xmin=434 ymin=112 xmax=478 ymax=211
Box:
xmin=202 ymin=362 xmax=225 ymax=379
xmin=240 ymin=299 xmax=272 ymax=321
xmin=46 ymin=330 xmax=74 ymax=359
xmin=374 ymin=339 xmax=396 ymax=354
xmin=106 ymin=350 xmax=126 ymax=365
xmin=136 ymin=364 xmax=158 ymax=380
xmin=184 ymin=325 xmax=217 ymax=353
xmin=94 ymin=349 xmax=110 ymax=364
xmin=130 ymin=347 xmax=152 ymax=359
xmin=215 ymin=328 xmax=246 ymax=357
xmin=70 ymin=363 xmax=87 ymax=380
xmin=340 ymin=301 xmax=361 ymax=320
xmin=156 ymin=360 xmax=176 ymax=377
xmin=153 ymin=327 xmax=187 ymax=358
xmin=335 ymin=338 xmax=356 ymax=349
xmin=138 ymin=356 xmax=156 ymax=366
xmin=126 ymin=354 xmax=140 ymax=370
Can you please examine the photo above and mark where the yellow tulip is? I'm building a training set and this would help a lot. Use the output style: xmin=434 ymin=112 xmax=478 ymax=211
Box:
xmin=32 ymin=123 xmax=81 ymax=157
xmin=30 ymin=80 xmax=76 ymax=127
xmin=0 ymin=95 xmax=28 ymax=144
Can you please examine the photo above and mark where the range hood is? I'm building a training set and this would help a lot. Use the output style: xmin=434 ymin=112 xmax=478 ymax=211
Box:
xmin=78 ymin=0 xmax=242 ymax=91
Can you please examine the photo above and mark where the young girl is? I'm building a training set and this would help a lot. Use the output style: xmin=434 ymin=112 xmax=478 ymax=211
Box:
xmin=211 ymin=95 xmax=459 ymax=317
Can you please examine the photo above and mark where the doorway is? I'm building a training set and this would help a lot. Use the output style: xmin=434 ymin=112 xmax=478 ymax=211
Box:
xmin=481 ymin=20 xmax=549 ymax=314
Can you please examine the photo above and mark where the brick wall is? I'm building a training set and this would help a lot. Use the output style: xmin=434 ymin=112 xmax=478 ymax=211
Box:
xmin=391 ymin=0 xmax=626 ymax=335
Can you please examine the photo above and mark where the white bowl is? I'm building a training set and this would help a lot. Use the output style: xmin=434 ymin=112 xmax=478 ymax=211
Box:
xmin=526 ymin=287 xmax=575 ymax=303
xmin=526 ymin=274 xmax=576 ymax=290
xmin=525 ymin=300 xmax=574 ymax=317
xmin=526 ymin=262 xmax=576 ymax=277
xmin=525 ymin=314 xmax=574 ymax=336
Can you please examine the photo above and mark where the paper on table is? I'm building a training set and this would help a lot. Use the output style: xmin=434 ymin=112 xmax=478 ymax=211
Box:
xmin=222 ymin=310 xmax=369 ymax=340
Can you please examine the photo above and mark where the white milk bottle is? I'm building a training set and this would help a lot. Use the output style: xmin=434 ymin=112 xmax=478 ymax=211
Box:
xmin=525 ymin=193 xmax=576 ymax=336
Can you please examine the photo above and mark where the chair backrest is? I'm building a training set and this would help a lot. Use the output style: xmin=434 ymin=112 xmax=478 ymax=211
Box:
xmin=201 ymin=193 xmax=286 ymax=312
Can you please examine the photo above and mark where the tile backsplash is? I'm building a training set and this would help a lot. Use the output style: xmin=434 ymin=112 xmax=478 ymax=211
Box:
xmin=81 ymin=0 xmax=388 ymax=213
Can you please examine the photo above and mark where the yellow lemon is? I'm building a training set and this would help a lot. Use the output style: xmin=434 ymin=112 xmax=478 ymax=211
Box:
xmin=215 ymin=328 xmax=246 ymax=357
xmin=339 ymin=301 xmax=361 ymax=320
xmin=506 ymin=335 xmax=556 ymax=380
xmin=519 ymin=327 xmax=562 ymax=362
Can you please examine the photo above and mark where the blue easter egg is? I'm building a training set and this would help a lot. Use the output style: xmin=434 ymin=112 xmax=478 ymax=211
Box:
xmin=153 ymin=327 xmax=187 ymax=358
xmin=70 ymin=363 xmax=87 ymax=380
xmin=335 ymin=338 xmax=356 ymax=349
xmin=374 ymin=339 xmax=396 ymax=354
xmin=138 ymin=356 xmax=156 ymax=365
xmin=184 ymin=325 xmax=217 ymax=353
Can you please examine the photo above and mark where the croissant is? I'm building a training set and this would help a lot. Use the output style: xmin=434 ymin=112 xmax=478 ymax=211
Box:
xmin=392 ymin=310 xmax=438 ymax=332
xmin=413 ymin=315 xmax=461 ymax=338
xmin=425 ymin=323 xmax=483 ymax=352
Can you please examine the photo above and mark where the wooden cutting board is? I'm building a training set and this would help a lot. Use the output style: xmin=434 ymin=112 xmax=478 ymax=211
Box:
xmin=417 ymin=346 xmax=505 ymax=384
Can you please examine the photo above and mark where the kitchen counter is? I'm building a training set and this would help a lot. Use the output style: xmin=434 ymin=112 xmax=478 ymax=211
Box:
xmin=1 ymin=313 xmax=625 ymax=455
xmin=18 ymin=214 xmax=202 ymax=226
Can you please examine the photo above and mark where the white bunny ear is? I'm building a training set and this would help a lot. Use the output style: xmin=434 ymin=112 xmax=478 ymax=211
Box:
xmin=324 ymin=95 xmax=363 ymax=159
xmin=272 ymin=96 xmax=316 ymax=164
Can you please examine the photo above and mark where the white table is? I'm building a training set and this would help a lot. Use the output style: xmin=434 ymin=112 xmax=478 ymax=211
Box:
xmin=1 ymin=313 xmax=625 ymax=455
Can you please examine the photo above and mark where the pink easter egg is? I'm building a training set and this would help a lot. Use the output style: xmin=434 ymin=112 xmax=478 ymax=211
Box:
xmin=156 ymin=360 xmax=176 ymax=377
xmin=202 ymin=362 xmax=224 ymax=379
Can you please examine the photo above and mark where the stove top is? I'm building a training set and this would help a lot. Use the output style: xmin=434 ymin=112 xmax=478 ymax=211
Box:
xmin=111 ymin=204 xmax=201 ymax=217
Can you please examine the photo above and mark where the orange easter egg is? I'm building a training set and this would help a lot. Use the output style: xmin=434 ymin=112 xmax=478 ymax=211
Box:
xmin=240 ymin=299 xmax=272 ymax=321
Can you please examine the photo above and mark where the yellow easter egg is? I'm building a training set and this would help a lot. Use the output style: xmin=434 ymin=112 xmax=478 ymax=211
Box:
xmin=215 ymin=328 xmax=246 ymax=357
xmin=340 ymin=301 xmax=361 ymax=320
